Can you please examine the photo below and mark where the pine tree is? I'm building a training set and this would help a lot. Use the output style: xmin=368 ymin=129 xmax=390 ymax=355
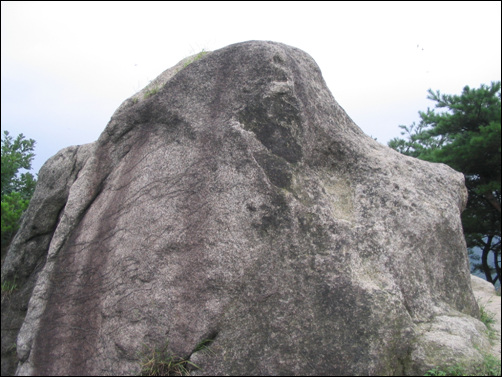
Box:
xmin=389 ymin=82 xmax=501 ymax=286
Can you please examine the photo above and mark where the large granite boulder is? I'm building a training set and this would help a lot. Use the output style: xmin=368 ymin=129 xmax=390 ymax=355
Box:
xmin=1 ymin=41 xmax=493 ymax=375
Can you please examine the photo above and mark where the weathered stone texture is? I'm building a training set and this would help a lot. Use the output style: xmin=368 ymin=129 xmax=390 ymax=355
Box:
xmin=1 ymin=41 xmax=492 ymax=376
xmin=1 ymin=143 xmax=94 ymax=375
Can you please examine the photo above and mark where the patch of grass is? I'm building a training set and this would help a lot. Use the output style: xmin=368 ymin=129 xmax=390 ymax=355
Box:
xmin=479 ymin=304 xmax=495 ymax=328
xmin=143 ymin=86 xmax=160 ymax=99
xmin=139 ymin=342 xmax=199 ymax=376
xmin=1 ymin=279 xmax=18 ymax=303
xmin=1 ymin=279 xmax=17 ymax=294
xmin=477 ymin=301 xmax=499 ymax=343
xmin=182 ymin=49 xmax=208 ymax=69
xmin=424 ymin=352 xmax=501 ymax=376
xmin=424 ymin=364 xmax=466 ymax=376
xmin=475 ymin=354 xmax=502 ymax=376
xmin=192 ymin=338 xmax=215 ymax=355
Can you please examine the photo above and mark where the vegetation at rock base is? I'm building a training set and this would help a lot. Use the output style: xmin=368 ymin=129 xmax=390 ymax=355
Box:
xmin=1 ymin=130 xmax=37 ymax=254
xmin=138 ymin=342 xmax=200 ymax=376
xmin=477 ymin=301 xmax=499 ymax=344
xmin=389 ymin=82 xmax=501 ymax=287
xmin=479 ymin=304 xmax=496 ymax=328
xmin=138 ymin=338 xmax=215 ymax=376
xmin=424 ymin=352 xmax=501 ymax=376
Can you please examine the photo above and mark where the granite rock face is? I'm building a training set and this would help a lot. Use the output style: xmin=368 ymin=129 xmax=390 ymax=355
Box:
xmin=1 ymin=41 xmax=491 ymax=375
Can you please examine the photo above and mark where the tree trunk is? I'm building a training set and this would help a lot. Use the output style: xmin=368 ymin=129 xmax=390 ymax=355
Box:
xmin=493 ymin=243 xmax=501 ymax=286
xmin=482 ymin=235 xmax=495 ymax=284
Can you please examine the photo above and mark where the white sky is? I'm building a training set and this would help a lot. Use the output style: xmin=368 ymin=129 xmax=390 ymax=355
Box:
xmin=2 ymin=1 xmax=501 ymax=174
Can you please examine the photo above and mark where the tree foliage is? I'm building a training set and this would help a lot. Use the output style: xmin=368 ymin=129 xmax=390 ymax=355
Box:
xmin=1 ymin=130 xmax=37 ymax=250
xmin=388 ymin=82 xmax=501 ymax=286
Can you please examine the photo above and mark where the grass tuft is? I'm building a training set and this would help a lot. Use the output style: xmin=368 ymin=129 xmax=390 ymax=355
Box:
xmin=193 ymin=338 xmax=215 ymax=355
xmin=143 ymin=86 xmax=160 ymax=99
xmin=477 ymin=301 xmax=499 ymax=344
xmin=139 ymin=342 xmax=199 ymax=376
xmin=1 ymin=279 xmax=17 ymax=294
xmin=182 ymin=49 xmax=208 ymax=69
xmin=1 ymin=279 xmax=18 ymax=303
xmin=479 ymin=304 xmax=495 ymax=328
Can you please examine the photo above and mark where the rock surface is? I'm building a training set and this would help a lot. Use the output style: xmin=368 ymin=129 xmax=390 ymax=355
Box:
xmin=1 ymin=41 xmax=493 ymax=376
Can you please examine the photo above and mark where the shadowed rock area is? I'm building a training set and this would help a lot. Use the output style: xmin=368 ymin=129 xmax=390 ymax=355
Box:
xmin=1 ymin=41 xmax=494 ymax=375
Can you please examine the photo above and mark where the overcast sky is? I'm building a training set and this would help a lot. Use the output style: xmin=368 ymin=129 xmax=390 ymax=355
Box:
xmin=2 ymin=1 xmax=501 ymax=174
